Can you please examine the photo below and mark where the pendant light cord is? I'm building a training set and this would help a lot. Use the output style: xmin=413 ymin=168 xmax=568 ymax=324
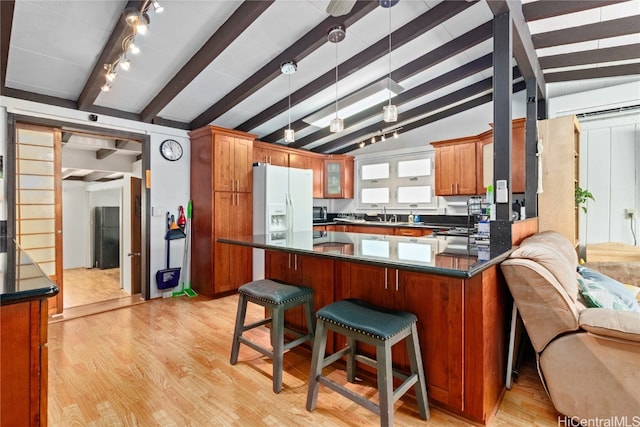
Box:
xmin=288 ymin=72 xmax=291 ymax=129
xmin=388 ymin=6 xmax=392 ymax=107
xmin=335 ymin=41 xmax=339 ymax=119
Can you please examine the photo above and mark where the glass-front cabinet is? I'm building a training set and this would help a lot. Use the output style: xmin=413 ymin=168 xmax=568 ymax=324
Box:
xmin=323 ymin=156 xmax=354 ymax=199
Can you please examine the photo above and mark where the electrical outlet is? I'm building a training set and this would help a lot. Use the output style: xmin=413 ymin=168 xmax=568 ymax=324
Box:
xmin=625 ymin=208 xmax=636 ymax=219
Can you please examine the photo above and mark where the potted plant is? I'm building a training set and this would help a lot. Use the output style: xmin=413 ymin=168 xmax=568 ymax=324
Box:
xmin=575 ymin=186 xmax=595 ymax=213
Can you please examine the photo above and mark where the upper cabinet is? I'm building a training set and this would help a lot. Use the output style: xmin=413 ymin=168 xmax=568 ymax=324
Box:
xmin=432 ymin=118 xmax=526 ymax=196
xmin=253 ymin=140 xmax=289 ymax=167
xmin=289 ymin=152 xmax=324 ymax=199
xmin=253 ymin=140 xmax=352 ymax=199
xmin=477 ymin=118 xmax=526 ymax=194
xmin=324 ymin=155 xmax=354 ymax=199
xmin=213 ymin=133 xmax=253 ymax=193
xmin=432 ymin=136 xmax=478 ymax=196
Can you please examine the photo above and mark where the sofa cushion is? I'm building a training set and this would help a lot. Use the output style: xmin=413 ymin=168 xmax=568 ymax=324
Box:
xmin=578 ymin=266 xmax=640 ymax=312
xmin=522 ymin=230 xmax=578 ymax=266
xmin=579 ymin=308 xmax=640 ymax=342
xmin=510 ymin=242 xmax=582 ymax=304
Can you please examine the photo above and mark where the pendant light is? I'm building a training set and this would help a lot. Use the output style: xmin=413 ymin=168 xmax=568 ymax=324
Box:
xmin=328 ymin=25 xmax=345 ymax=133
xmin=281 ymin=60 xmax=297 ymax=143
xmin=382 ymin=1 xmax=398 ymax=123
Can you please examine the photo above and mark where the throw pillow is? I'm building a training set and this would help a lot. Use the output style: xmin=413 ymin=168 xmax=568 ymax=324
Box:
xmin=577 ymin=266 xmax=640 ymax=312
xmin=577 ymin=277 xmax=636 ymax=312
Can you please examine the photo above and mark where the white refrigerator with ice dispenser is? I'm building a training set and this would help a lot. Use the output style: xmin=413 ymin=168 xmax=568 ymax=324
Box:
xmin=252 ymin=164 xmax=313 ymax=279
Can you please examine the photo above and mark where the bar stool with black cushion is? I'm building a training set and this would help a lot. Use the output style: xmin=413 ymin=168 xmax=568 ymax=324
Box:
xmin=306 ymin=299 xmax=429 ymax=427
xmin=230 ymin=279 xmax=315 ymax=393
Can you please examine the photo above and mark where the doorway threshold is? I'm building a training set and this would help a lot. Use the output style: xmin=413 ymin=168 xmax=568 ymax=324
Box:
xmin=49 ymin=294 xmax=146 ymax=323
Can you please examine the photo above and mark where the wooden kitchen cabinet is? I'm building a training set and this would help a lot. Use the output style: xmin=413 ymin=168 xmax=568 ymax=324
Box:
xmin=324 ymin=155 xmax=354 ymax=198
xmin=402 ymin=271 xmax=465 ymax=413
xmin=432 ymin=136 xmax=478 ymax=196
xmin=290 ymin=152 xmax=324 ymax=198
xmin=190 ymin=125 xmax=255 ymax=297
xmin=337 ymin=263 xmax=408 ymax=370
xmin=253 ymin=140 xmax=289 ymax=167
xmin=265 ymin=251 xmax=335 ymax=346
xmin=213 ymin=132 xmax=253 ymax=193
xmin=476 ymin=118 xmax=526 ymax=194
xmin=394 ymin=227 xmax=433 ymax=237
xmin=1 ymin=298 xmax=50 ymax=427
xmin=346 ymin=225 xmax=390 ymax=235
xmin=213 ymin=192 xmax=252 ymax=294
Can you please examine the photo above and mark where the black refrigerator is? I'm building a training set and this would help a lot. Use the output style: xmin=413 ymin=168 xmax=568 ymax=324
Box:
xmin=94 ymin=206 xmax=119 ymax=269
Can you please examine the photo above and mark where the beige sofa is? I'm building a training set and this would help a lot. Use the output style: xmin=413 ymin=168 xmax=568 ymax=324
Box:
xmin=501 ymin=231 xmax=640 ymax=420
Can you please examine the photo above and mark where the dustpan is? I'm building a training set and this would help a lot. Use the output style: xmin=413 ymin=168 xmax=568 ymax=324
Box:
xmin=157 ymin=212 xmax=182 ymax=290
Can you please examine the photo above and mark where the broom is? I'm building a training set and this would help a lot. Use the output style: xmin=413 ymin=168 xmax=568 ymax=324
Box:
xmin=173 ymin=201 xmax=197 ymax=297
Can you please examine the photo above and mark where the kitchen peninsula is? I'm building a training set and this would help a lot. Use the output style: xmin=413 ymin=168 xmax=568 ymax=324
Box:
xmin=219 ymin=231 xmax=511 ymax=424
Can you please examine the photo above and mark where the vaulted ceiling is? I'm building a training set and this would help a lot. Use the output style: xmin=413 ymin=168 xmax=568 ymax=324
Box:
xmin=1 ymin=0 xmax=639 ymax=159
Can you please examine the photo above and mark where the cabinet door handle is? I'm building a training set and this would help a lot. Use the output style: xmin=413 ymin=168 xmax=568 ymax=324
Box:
xmin=384 ymin=268 xmax=388 ymax=290
xmin=395 ymin=269 xmax=399 ymax=291
xmin=456 ymin=182 xmax=459 ymax=193
xmin=236 ymin=179 xmax=240 ymax=192
xmin=288 ymin=254 xmax=291 ymax=269
xmin=450 ymin=184 xmax=453 ymax=193
xmin=232 ymin=179 xmax=235 ymax=192
xmin=294 ymin=254 xmax=298 ymax=270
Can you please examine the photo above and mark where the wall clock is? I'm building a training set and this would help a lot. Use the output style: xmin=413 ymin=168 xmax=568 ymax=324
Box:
xmin=159 ymin=139 xmax=183 ymax=161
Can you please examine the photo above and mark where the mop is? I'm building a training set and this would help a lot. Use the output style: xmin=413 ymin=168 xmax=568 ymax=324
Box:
xmin=173 ymin=201 xmax=197 ymax=297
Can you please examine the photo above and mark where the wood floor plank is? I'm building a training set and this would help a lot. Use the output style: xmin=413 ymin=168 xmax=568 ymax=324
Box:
xmin=48 ymin=295 xmax=561 ymax=426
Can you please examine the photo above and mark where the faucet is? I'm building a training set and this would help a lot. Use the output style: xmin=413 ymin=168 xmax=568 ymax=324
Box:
xmin=382 ymin=207 xmax=387 ymax=222
xmin=391 ymin=214 xmax=397 ymax=223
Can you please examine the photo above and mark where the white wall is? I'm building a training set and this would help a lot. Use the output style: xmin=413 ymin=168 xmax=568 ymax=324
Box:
xmin=62 ymin=181 xmax=89 ymax=269
xmin=547 ymin=80 xmax=640 ymax=250
xmin=0 ymin=95 xmax=190 ymax=299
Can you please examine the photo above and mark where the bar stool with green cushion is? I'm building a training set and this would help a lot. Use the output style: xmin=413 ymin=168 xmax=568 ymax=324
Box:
xmin=306 ymin=299 xmax=429 ymax=427
xmin=230 ymin=279 xmax=315 ymax=393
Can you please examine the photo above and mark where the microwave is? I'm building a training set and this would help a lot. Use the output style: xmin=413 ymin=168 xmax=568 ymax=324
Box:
xmin=313 ymin=206 xmax=327 ymax=223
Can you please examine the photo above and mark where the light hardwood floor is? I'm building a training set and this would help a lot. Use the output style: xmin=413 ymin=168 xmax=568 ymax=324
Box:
xmin=48 ymin=295 xmax=561 ymax=426
xmin=63 ymin=267 xmax=128 ymax=308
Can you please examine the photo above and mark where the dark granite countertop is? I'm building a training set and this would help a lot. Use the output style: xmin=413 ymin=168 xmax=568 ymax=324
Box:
xmin=1 ymin=242 xmax=59 ymax=306
xmin=219 ymin=231 xmax=510 ymax=278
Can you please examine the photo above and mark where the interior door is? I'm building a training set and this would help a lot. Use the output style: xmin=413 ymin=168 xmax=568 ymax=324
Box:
xmin=14 ymin=124 xmax=63 ymax=314
xmin=130 ymin=177 xmax=142 ymax=294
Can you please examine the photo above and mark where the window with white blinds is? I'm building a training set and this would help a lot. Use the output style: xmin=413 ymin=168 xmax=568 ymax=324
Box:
xmin=357 ymin=152 xmax=436 ymax=209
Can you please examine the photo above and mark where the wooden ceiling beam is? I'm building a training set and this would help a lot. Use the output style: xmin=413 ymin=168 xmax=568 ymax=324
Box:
xmin=487 ymin=1 xmax=546 ymax=99
xmin=266 ymin=22 xmax=493 ymax=146
xmin=334 ymin=80 xmax=527 ymax=154
xmin=235 ymin=0 xmax=477 ymax=133
xmin=285 ymin=52 xmax=494 ymax=150
xmin=77 ymin=0 xmax=146 ymax=111
xmin=539 ymin=43 xmax=640 ymax=69
xmin=189 ymin=0 xmax=378 ymax=130
xmin=141 ymin=1 xmax=275 ymax=124
xmin=82 ymin=171 xmax=113 ymax=182
xmin=532 ymin=15 xmax=640 ymax=49
xmin=312 ymin=68 xmax=521 ymax=154
xmin=522 ymin=0 xmax=629 ymax=22
xmin=545 ymin=63 xmax=640 ymax=83
xmin=96 ymin=149 xmax=117 ymax=160
xmin=0 ymin=0 xmax=15 ymax=94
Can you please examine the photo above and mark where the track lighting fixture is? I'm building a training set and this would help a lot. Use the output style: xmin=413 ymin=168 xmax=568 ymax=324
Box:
xmin=101 ymin=0 xmax=163 ymax=93
xmin=356 ymin=127 xmax=402 ymax=149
